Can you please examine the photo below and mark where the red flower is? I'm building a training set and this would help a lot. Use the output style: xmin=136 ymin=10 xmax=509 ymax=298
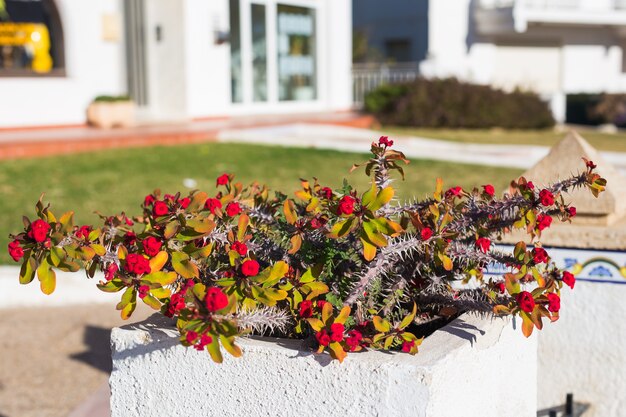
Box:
xmin=7 ymin=240 xmax=24 ymax=262
xmin=165 ymin=292 xmax=187 ymax=317
xmin=516 ymin=291 xmax=535 ymax=313
xmin=205 ymin=198 xmax=222 ymax=214
xmin=164 ymin=194 xmax=176 ymax=202
xmin=476 ymin=237 xmax=491 ymax=253
xmin=316 ymin=330 xmax=331 ymax=347
xmin=124 ymin=253 xmax=152 ymax=275
xmin=421 ymin=227 xmax=433 ymax=240
xmin=216 ymin=174 xmax=230 ymax=186
xmin=225 ymin=202 xmax=242 ymax=217
xmin=378 ymin=136 xmax=394 ymax=147
xmin=178 ymin=197 xmax=191 ymax=209
xmin=568 ymin=206 xmax=577 ymax=217
xmin=195 ymin=334 xmax=213 ymax=351
xmin=482 ymin=184 xmax=495 ymax=197
xmin=562 ymin=271 xmax=576 ymax=289
xmin=144 ymin=195 xmax=156 ymax=206
xmin=75 ymin=225 xmax=91 ymax=240
xmin=330 ymin=323 xmax=345 ymax=342
xmin=546 ymin=293 xmax=561 ymax=312
xmin=105 ymin=263 xmax=118 ymax=281
xmin=539 ymin=189 xmax=555 ymax=206
xmin=27 ymin=219 xmax=50 ymax=243
xmin=299 ymin=300 xmax=313 ymax=318
xmin=532 ymin=247 xmax=549 ymax=264
xmin=186 ymin=331 xmax=198 ymax=344
xmin=241 ymin=259 xmax=260 ymax=277
xmin=143 ymin=236 xmax=162 ymax=257
xmin=345 ymin=330 xmax=363 ymax=351
xmin=320 ymin=187 xmax=333 ymax=200
xmin=125 ymin=231 xmax=137 ymax=246
xmin=310 ymin=217 xmax=325 ymax=229
xmin=231 ymin=241 xmax=247 ymax=256
xmin=402 ymin=340 xmax=416 ymax=353
xmin=585 ymin=160 xmax=597 ymax=169
xmin=205 ymin=287 xmax=229 ymax=312
xmin=445 ymin=186 xmax=463 ymax=198
xmin=337 ymin=196 xmax=355 ymax=216
xmin=526 ymin=181 xmax=535 ymax=190
xmin=316 ymin=300 xmax=328 ymax=309
xmin=138 ymin=285 xmax=150 ymax=299
xmin=537 ymin=214 xmax=552 ymax=231
xmin=153 ymin=201 xmax=169 ymax=217
xmin=495 ymin=281 xmax=505 ymax=294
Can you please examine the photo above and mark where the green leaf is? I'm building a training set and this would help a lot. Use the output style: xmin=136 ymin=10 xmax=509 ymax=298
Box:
xmin=207 ymin=334 xmax=223 ymax=363
xmin=514 ymin=242 xmax=527 ymax=262
xmin=329 ymin=217 xmax=356 ymax=238
xmin=144 ymin=271 xmax=178 ymax=286
xmin=399 ymin=303 xmax=417 ymax=329
xmin=361 ymin=181 xmax=377 ymax=208
xmin=164 ymin=221 xmax=180 ymax=239
xmin=220 ymin=335 xmax=242 ymax=358
xmin=19 ymin=257 xmax=36 ymax=285
xmin=58 ymin=211 xmax=75 ymax=234
xmin=368 ymin=187 xmax=394 ymax=212
xmin=171 ymin=251 xmax=199 ymax=278
xmin=97 ymin=279 xmax=126 ymax=293
xmin=142 ymin=293 xmax=161 ymax=310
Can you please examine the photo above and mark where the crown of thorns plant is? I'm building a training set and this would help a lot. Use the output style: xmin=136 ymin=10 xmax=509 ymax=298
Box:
xmin=8 ymin=137 xmax=606 ymax=362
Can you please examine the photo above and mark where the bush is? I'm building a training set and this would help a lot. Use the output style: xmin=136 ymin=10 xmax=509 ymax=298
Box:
xmin=364 ymin=78 xmax=555 ymax=129
xmin=8 ymin=139 xmax=606 ymax=363
xmin=589 ymin=94 xmax=626 ymax=127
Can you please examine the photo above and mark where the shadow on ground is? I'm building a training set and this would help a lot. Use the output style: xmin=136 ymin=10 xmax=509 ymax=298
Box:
xmin=70 ymin=325 xmax=113 ymax=374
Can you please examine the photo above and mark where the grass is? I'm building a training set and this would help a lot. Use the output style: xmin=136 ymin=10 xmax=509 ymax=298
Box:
xmin=383 ymin=126 xmax=626 ymax=152
xmin=0 ymin=142 xmax=522 ymax=264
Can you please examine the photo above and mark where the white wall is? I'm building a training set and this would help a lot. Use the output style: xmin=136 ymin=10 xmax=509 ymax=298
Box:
xmin=538 ymin=281 xmax=626 ymax=417
xmin=0 ymin=0 xmax=126 ymax=128
xmin=323 ymin=0 xmax=352 ymax=111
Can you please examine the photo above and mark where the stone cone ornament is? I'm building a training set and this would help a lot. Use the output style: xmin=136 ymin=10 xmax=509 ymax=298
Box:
xmin=522 ymin=131 xmax=626 ymax=225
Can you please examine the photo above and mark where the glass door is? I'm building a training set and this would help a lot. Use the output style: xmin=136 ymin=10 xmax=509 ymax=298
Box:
xmin=229 ymin=0 xmax=318 ymax=107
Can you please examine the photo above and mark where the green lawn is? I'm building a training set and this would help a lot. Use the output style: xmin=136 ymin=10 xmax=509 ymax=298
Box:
xmin=383 ymin=126 xmax=626 ymax=152
xmin=0 ymin=143 xmax=522 ymax=264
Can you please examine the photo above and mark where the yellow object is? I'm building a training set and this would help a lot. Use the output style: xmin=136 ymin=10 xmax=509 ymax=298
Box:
xmin=0 ymin=22 xmax=52 ymax=73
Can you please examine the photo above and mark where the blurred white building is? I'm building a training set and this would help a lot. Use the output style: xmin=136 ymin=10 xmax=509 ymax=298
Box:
xmin=355 ymin=0 xmax=626 ymax=123
xmin=0 ymin=0 xmax=352 ymax=128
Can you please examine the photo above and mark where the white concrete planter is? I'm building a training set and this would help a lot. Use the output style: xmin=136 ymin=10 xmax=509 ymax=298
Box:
xmin=86 ymin=101 xmax=136 ymax=128
xmin=110 ymin=313 xmax=536 ymax=417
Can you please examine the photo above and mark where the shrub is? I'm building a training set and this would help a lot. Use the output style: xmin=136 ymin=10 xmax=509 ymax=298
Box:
xmin=8 ymin=138 xmax=605 ymax=363
xmin=93 ymin=95 xmax=131 ymax=103
xmin=364 ymin=78 xmax=555 ymax=129
xmin=588 ymin=93 xmax=626 ymax=127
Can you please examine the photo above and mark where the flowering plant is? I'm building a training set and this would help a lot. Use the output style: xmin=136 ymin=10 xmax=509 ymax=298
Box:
xmin=8 ymin=138 xmax=606 ymax=362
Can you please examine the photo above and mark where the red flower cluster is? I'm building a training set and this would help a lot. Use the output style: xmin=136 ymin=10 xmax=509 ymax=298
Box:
xmin=205 ymin=287 xmax=229 ymax=312
xmin=144 ymin=194 xmax=156 ymax=206
xmin=124 ymin=253 xmax=151 ymax=275
xmin=216 ymin=174 xmax=230 ymax=186
xmin=546 ymin=293 xmax=560 ymax=312
xmin=153 ymin=201 xmax=169 ymax=217
xmin=105 ymin=263 xmax=118 ymax=281
xmin=345 ymin=330 xmax=363 ymax=351
xmin=241 ymin=259 xmax=260 ymax=277
xmin=225 ymin=202 xmax=242 ymax=217
xmin=378 ymin=136 xmax=394 ymax=147
xmin=420 ymin=227 xmax=433 ymax=240
xmin=310 ymin=217 xmax=326 ymax=229
xmin=231 ymin=241 xmax=247 ymax=256
xmin=8 ymin=240 xmax=24 ymax=262
xmin=316 ymin=330 xmax=331 ymax=346
xmin=532 ymin=247 xmax=549 ymax=264
xmin=536 ymin=214 xmax=552 ymax=231
xmin=138 ymin=285 xmax=150 ymax=299
xmin=165 ymin=291 xmax=186 ymax=317
xmin=143 ymin=236 xmax=162 ymax=257
xmin=445 ymin=186 xmax=463 ymax=198
xmin=475 ymin=237 xmax=491 ymax=253
xmin=568 ymin=206 xmax=577 ymax=217
xmin=402 ymin=340 xmax=416 ymax=353
xmin=205 ymin=198 xmax=222 ymax=214
xmin=482 ymin=184 xmax=495 ymax=197
xmin=75 ymin=225 xmax=91 ymax=240
xmin=186 ymin=331 xmax=213 ymax=351
xmin=330 ymin=323 xmax=345 ymax=342
xmin=27 ymin=219 xmax=50 ymax=243
xmin=319 ymin=187 xmax=333 ymax=200
xmin=337 ymin=196 xmax=355 ymax=216
xmin=299 ymin=300 xmax=313 ymax=318
xmin=516 ymin=291 xmax=535 ymax=313
xmin=562 ymin=271 xmax=575 ymax=289
xmin=539 ymin=189 xmax=554 ymax=206
xmin=178 ymin=197 xmax=191 ymax=209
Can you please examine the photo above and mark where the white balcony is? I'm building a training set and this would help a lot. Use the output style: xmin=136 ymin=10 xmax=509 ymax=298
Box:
xmin=475 ymin=0 xmax=626 ymax=34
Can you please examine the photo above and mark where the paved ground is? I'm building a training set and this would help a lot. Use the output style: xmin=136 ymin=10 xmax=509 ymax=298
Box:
xmin=0 ymin=303 xmax=153 ymax=417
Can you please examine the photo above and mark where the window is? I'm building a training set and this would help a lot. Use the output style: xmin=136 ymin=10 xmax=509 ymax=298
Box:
xmin=229 ymin=0 xmax=243 ymax=102
xmin=277 ymin=4 xmax=316 ymax=101
xmin=251 ymin=3 xmax=267 ymax=102
xmin=0 ymin=0 xmax=65 ymax=76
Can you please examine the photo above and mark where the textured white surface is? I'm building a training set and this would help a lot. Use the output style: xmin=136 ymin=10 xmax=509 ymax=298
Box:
xmin=538 ymin=281 xmax=626 ymax=416
xmin=110 ymin=313 xmax=537 ymax=417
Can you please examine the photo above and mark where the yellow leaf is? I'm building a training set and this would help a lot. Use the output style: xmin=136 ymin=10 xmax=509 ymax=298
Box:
xmin=372 ymin=316 xmax=391 ymax=333
xmin=328 ymin=342 xmax=347 ymax=363
xmin=237 ymin=214 xmax=250 ymax=241
xmin=321 ymin=301 xmax=333 ymax=324
xmin=149 ymin=251 xmax=169 ymax=273
xmin=360 ymin=237 xmax=377 ymax=261
xmin=369 ymin=187 xmax=394 ymax=212
xmin=220 ymin=335 xmax=242 ymax=358
xmin=288 ymin=234 xmax=302 ymax=254
xmin=283 ymin=200 xmax=297 ymax=225
xmin=37 ymin=261 xmax=56 ymax=295
xmin=521 ymin=312 xmax=534 ymax=338
xmin=334 ymin=306 xmax=351 ymax=325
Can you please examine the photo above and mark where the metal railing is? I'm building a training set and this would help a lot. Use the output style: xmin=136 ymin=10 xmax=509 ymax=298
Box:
xmin=352 ymin=62 xmax=420 ymax=107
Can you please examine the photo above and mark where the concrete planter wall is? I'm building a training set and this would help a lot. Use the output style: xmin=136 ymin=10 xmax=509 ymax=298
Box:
xmin=110 ymin=313 xmax=537 ymax=417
